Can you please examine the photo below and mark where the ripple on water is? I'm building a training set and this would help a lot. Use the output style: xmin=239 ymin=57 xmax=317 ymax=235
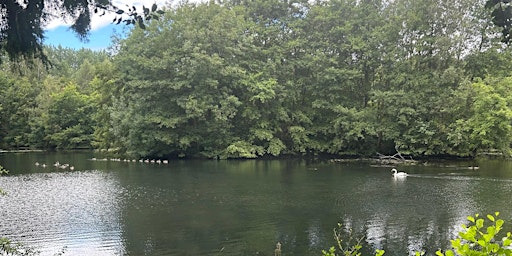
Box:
xmin=0 ymin=171 xmax=126 ymax=256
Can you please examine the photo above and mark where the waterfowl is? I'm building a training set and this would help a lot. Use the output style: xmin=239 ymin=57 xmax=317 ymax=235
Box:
xmin=391 ymin=168 xmax=408 ymax=177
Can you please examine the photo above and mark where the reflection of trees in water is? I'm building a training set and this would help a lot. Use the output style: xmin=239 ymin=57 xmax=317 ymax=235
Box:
xmin=330 ymin=171 xmax=512 ymax=255
xmin=4 ymin=154 xmax=512 ymax=255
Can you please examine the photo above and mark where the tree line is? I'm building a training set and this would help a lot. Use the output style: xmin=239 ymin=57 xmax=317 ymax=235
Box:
xmin=2 ymin=0 xmax=512 ymax=159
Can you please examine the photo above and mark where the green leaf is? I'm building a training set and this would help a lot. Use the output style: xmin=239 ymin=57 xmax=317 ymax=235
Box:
xmin=476 ymin=219 xmax=484 ymax=229
xmin=497 ymin=219 xmax=505 ymax=229
xmin=487 ymin=214 xmax=495 ymax=222
xmin=451 ymin=239 xmax=461 ymax=248
xmin=487 ymin=226 xmax=496 ymax=237
xmin=489 ymin=243 xmax=499 ymax=252
xmin=486 ymin=233 xmax=496 ymax=243
xmin=460 ymin=231 xmax=475 ymax=242
xmin=375 ymin=249 xmax=385 ymax=256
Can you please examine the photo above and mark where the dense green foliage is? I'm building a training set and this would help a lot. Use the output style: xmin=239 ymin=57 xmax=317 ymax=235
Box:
xmin=2 ymin=0 xmax=512 ymax=159
xmin=0 ymin=47 xmax=107 ymax=150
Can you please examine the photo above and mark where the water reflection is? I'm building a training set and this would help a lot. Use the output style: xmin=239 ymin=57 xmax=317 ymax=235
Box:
xmin=0 ymin=171 xmax=125 ymax=255
xmin=2 ymin=153 xmax=512 ymax=255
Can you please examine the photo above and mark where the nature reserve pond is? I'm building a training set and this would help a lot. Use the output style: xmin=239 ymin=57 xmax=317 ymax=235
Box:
xmin=1 ymin=151 xmax=512 ymax=255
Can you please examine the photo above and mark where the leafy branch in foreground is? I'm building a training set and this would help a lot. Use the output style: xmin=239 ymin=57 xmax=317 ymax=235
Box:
xmin=323 ymin=212 xmax=512 ymax=256
xmin=0 ymin=237 xmax=39 ymax=256
xmin=321 ymin=223 xmax=385 ymax=256
xmin=436 ymin=212 xmax=512 ymax=256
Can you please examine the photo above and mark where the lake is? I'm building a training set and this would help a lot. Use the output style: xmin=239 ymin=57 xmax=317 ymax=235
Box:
xmin=1 ymin=151 xmax=512 ymax=255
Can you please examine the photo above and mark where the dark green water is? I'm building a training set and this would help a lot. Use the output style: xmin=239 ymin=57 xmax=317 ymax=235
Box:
xmin=1 ymin=151 xmax=512 ymax=255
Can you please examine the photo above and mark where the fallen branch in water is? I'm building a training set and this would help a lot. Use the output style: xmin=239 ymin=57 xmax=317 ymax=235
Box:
xmin=376 ymin=148 xmax=416 ymax=165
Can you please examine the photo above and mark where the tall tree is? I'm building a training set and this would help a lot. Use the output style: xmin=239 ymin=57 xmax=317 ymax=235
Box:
xmin=0 ymin=73 xmax=41 ymax=148
xmin=44 ymin=83 xmax=96 ymax=149
xmin=113 ymin=2 xmax=255 ymax=158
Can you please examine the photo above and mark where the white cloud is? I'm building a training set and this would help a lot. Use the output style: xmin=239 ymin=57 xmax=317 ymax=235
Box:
xmin=44 ymin=0 xmax=171 ymax=31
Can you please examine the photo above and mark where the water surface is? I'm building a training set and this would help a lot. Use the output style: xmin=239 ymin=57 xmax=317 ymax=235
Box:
xmin=1 ymin=152 xmax=512 ymax=255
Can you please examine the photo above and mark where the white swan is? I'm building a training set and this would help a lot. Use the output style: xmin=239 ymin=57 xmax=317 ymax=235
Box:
xmin=391 ymin=168 xmax=408 ymax=177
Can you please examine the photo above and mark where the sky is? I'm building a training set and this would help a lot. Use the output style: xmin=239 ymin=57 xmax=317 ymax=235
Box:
xmin=44 ymin=24 xmax=128 ymax=51
xmin=43 ymin=0 xmax=170 ymax=51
